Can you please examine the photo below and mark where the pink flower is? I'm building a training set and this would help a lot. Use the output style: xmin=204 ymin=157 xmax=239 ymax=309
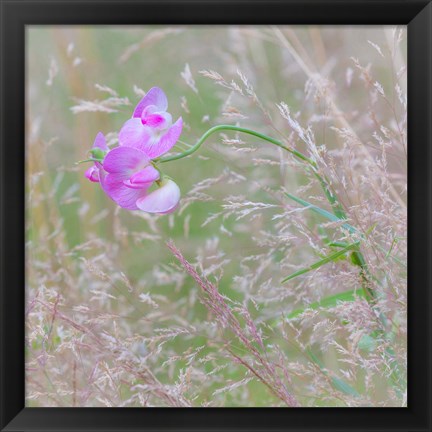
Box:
xmin=85 ymin=132 xmax=108 ymax=183
xmin=119 ymin=87 xmax=183 ymax=159
xmin=98 ymin=147 xmax=180 ymax=213
xmin=84 ymin=88 xmax=182 ymax=214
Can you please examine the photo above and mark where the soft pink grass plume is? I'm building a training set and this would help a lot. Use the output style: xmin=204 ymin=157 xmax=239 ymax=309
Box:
xmin=167 ymin=240 xmax=299 ymax=407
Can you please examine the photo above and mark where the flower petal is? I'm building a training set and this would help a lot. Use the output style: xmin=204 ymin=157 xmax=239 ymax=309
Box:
xmin=85 ymin=166 xmax=100 ymax=182
xmin=93 ymin=132 xmax=108 ymax=151
xmin=133 ymin=87 xmax=168 ymax=118
xmin=100 ymin=172 xmax=146 ymax=210
xmin=141 ymin=111 xmax=172 ymax=129
xmin=123 ymin=166 xmax=160 ymax=189
xmin=103 ymin=146 xmax=150 ymax=174
xmin=140 ymin=117 xmax=183 ymax=159
xmin=118 ymin=118 xmax=152 ymax=150
xmin=136 ymin=179 xmax=180 ymax=214
xmin=142 ymin=104 xmax=158 ymax=116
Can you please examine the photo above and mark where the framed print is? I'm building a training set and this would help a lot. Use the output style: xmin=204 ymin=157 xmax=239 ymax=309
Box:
xmin=1 ymin=0 xmax=431 ymax=430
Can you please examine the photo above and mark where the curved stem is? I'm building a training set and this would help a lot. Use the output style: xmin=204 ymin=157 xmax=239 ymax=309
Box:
xmin=158 ymin=124 xmax=315 ymax=166
xmin=75 ymin=157 xmax=102 ymax=165
xmin=159 ymin=124 xmax=347 ymax=224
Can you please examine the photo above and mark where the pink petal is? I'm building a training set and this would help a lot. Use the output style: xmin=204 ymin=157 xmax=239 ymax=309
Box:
xmin=141 ymin=111 xmax=172 ymax=129
xmin=85 ymin=166 xmax=100 ymax=182
xmin=118 ymin=118 xmax=152 ymax=150
xmin=136 ymin=179 xmax=180 ymax=214
xmin=133 ymin=87 xmax=168 ymax=118
xmin=142 ymin=104 xmax=159 ymax=116
xmin=100 ymin=172 xmax=146 ymax=210
xmin=123 ymin=166 xmax=160 ymax=189
xmin=140 ymin=117 xmax=183 ymax=159
xmin=93 ymin=132 xmax=108 ymax=151
xmin=103 ymin=146 xmax=150 ymax=174
xmin=95 ymin=161 xmax=104 ymax=171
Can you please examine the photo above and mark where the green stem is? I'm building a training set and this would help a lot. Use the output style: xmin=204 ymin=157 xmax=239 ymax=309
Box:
xmin=313 ymin=172 xmax=347 ymax=220
xmin=158 ymin=124 xmax=314 ymax=166
xmin=159 ymin=124 xmax=348 ymax=221
xmin=75 ymin=157 xmax=102 ymax=165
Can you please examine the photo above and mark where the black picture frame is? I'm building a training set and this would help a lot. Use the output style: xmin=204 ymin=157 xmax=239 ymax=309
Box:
xmin=1 ymin=0 xmax=431 ymax=431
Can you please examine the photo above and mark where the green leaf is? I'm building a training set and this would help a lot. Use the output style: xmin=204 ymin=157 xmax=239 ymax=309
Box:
xmin=285 ymin=193 xmax=358 ymax=235
xmin=311 ymin=172 xmax=348 ymax=220
xmin=365 ymin=222 xmax=378 ymax=237
xmin=331 ymin=376 xmax=360 ymax=397
xmin=281 ymin=242 xmax=360 ymax=283
xmin=307 ymin=349 xmax=360 ymax=397
xmin=286 ymin=192 xmax=407 ymax=268
xmin=328 ymin=241 xmax=350 ymax=248
xmin=358 ymin=334 xmax=377 ymax=352
xmin=286 ymin=287 xmax=368 ymax=319
xmin=350 ymin=251 xmax=365 ymax=267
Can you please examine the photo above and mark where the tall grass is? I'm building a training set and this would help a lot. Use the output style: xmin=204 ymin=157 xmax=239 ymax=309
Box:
xmin=26 ymin=25 xmax=407 ymax=407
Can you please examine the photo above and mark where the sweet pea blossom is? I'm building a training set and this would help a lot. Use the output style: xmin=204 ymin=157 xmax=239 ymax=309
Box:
xmin=119 ymin=87 xmax=183 ymax=158
xmin=84 ymin=87 xmax=182 ymax=214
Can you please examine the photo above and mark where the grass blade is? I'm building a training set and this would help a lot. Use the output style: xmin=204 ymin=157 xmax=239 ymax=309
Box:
xmin=281 ymin=242 xmax=360 ymax=283
xmin=286 ymin=288 xmax=368 ymax=319
xmin=285 ymin=193 xmax=358 ymax=234
xmin=307 ymin=349 xmax=360 ymax=397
